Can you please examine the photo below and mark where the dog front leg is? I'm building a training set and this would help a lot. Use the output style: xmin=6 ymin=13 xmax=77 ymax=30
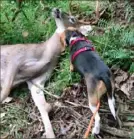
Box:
xmin=70 ymin=58 xmax=74 ymax=72
xmin=27 ymin=81 xmax=55 ymax=138
xmin=70 ymin=62 xmax=74 ymax=72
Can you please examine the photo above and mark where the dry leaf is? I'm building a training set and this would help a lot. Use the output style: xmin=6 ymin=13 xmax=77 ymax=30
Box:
xmin=1 ymin=112 xmax=6 ymax=118
xmin=0 ymin=133 xmax=9 ymax=139
xmin=2 ymin=97 xmax=13 ymax=104
xmin=120 ymin=74 xmax=134 ymax=99
xmin=114 ymin=69 xmax=128 ymax=84
xmin=60 ymin=123 xmax=72 ymax=135
xmin=22 ymin=31 xmax=29 ymax=38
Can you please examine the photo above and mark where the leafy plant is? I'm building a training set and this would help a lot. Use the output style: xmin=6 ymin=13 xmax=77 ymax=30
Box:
xmin=89 ymin=24 xmax=134 ymax=72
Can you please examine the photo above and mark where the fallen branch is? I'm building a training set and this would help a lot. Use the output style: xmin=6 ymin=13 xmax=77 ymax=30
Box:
xmin=65 ymin=100 xmax=89 ymax=109
xmin=123 ymin=122 xmax=134 ymax=127
xmin=31 ymin=82 xmax=60 ymax=99
xmin=69 ymin=0 xmax=72 ymax=15
xmin=101 ymin=125 xmax=133 ymax=138
xmin=78 ymin=8 xmax=106 ymax=25
xmin=95 ymin=0 xmax=100 ymax=20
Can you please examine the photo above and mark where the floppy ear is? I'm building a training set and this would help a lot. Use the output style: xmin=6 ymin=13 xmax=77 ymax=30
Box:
xmin=60 ymin=32 xmax=67 ymax=52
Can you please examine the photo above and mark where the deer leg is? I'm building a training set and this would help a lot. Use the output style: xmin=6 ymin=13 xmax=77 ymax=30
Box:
xmin=0 ymin=66 xmax=18 ymax=103
xmin=27 ymin=72 xmax=55 ymax=138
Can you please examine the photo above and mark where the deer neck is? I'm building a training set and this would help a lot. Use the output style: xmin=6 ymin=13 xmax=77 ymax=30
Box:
xmin=55 ymin=19 xmax=65 ymax=34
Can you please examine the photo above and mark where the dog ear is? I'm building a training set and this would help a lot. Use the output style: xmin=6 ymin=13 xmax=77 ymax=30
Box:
xmin=60 ymin=32 xmax=67 ymax=52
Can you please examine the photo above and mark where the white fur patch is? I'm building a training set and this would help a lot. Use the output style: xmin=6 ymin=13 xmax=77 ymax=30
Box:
xmin=89 ymin=103 xmax=100 ymax=135
xmin=69 ymin=37 xmax=77 ymax=44
xmin=108 ymin=98 xmax=116 ymax=119
xmin=55 ymin=18 xmax=65 ymax=34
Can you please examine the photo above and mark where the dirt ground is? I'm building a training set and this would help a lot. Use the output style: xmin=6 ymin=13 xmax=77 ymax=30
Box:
xmin=2 ymin=67 xmax=133 ymax=139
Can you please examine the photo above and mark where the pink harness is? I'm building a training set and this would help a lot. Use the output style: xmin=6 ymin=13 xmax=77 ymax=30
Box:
xmin=70 ymin=37 xmax=95 ymax=61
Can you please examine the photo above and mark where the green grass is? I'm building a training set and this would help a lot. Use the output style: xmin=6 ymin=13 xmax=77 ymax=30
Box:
xmin=0 ymin=0 xmax=134 ymax=138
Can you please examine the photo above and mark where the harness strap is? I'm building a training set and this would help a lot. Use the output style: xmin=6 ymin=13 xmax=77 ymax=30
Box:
xmin=71 ymin=46 xmax=95 ymax=62
xmin=70 ymin=37 xmax=91 ymax=48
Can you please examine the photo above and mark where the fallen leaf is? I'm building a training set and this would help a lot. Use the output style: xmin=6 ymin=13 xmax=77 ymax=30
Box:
xmin=120 ymin=74 xmax=134 ymax=99
xmin=22 ymin=31 xmax=29 ymax=38
xmin=0 ymin=133 xmax=9 ymax=139
xmin=60 ymin=123 xmax=72 ymax=135
xmin=114 ymin=69 xmax=128 ymax=84
xmin=1 ymin=112 xmax=6 ymax=118
xmin=2 ymin=97 xmax=13 ymax=104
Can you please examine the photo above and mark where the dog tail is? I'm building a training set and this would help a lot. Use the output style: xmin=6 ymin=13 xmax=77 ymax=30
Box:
xmin=100 ymin=74 xmax=116 ymax=119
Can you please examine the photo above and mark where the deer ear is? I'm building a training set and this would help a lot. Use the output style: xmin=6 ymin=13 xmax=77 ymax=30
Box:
xmin=78 ymin=25 xmax=92 ymax=36
xmin=60 ymin=32 xmax=67 ymax=52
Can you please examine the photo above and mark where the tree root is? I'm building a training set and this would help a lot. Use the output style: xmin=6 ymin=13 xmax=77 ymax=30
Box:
xmin=101 ymin=125 xmax=133 ymax=138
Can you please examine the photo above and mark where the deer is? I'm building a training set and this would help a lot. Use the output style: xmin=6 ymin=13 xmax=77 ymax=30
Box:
xmin=0 ymin=8 xmax=92 ymax=138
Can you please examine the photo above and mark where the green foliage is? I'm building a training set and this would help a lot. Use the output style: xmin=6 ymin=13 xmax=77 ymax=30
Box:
xmin=1 ymin=0 xmax=133 ymax=95
xmin=89 ymin=24 xmax=134 ymax=72
xmin=47 ymin=50 xmax=80 ymax=95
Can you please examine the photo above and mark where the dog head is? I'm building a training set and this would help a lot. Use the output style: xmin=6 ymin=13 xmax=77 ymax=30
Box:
xmin=60 ymin=27 xmax=85 ymax=48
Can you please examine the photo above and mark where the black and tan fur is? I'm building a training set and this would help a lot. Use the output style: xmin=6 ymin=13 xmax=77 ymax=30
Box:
xmin=61 ymin=27 xmax=116 ymax=135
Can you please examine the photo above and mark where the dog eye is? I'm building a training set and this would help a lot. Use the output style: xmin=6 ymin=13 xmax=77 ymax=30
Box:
xmin=72 ymin=32 xmax=77 ymax=37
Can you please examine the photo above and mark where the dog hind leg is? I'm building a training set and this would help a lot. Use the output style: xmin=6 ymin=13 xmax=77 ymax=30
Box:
xmin=89 ymin=102 xmax=100 ymax=135
xmin=85 ymin=74 xmax=101 ymax=135
xmin=107 ymin=78 xmax=116 ymax=119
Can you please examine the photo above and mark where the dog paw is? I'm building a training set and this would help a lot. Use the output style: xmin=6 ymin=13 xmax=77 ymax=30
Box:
xmin=112 ymin=97 xmax=115 ymax=106
xmin=94 ymin=134 xmax=103 ymax=139
xmin=70 ymin=65 xmax=74 ymax=72
xmin=92 ymin=126 xmax=100 ymax=135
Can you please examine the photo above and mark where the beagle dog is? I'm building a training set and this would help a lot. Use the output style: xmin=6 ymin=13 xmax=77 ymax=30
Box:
xmin=61 ymin=27 xmax=116 ymax=135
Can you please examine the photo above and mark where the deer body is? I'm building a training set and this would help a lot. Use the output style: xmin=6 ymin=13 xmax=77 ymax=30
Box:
xmin=0 ymin=8 xmax=81 ymax=138
xmin=0 ymin=8 xmax=90 ymax=138
xmin=1 ymin=33 xmax=61 ymax=88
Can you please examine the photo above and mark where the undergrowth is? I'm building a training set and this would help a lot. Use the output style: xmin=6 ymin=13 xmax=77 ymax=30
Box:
xmin=0 ymin=0 xmax=134 ymax=138
xmin=1 ymin=0 xmax=134 ymax=95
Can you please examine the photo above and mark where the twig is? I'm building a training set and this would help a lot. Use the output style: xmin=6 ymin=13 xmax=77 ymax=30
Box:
xmin=95 ymin=0 xmax=100 ymax=20
xmin=31 ymin=82 xmax=60 ymax=99
xmin=101 ymin=125 xmax=133 ymax=138
xmin=65 ymin=100 xmax=89 ymax=109
xmin=123 ymin=122 xmax=134 ymax=127
xmin=54 ymin=101 xmax=88 ymax=126
xmin=116 ymin=105 xmax=122 ymax=128
xmin=12 ymin=9 xmax=21 ymax=22
xmin=12 ymin=0 xmax=28 ymax=22
xmin=40 ymin=0 xmax=45 ymax=10
xmin=5 ymin=13 xmax=10 ymax=22
xmin=77 ymin=1 xmax=107 ymax=25
xmin=69 ymin=0 xmax=72 ymax=15
xmin=21 ymin=10 xmax=29 ymax=20
xmin=40 ymin=0 xmax=50 ymax=10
